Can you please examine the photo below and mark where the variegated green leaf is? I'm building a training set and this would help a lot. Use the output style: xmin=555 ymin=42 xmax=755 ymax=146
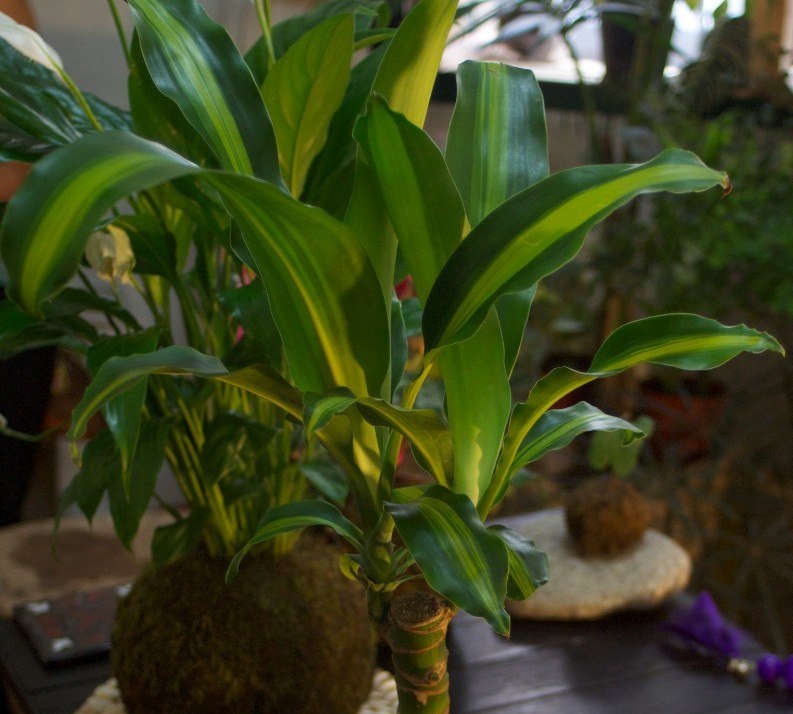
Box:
xmin=356 ymin=96 xmax=509 ymax=505
xmin=488 ymin=524 xmax=549 ymax=600
xmin=0 ymin=131 xmax=200 ymax=314
xmin=227 ymin=500 xmax=364 ymax=580
xmin=128 ymin=0 xmax=282 ymax=184
xmin=345 ymin=0 xmax=459 ymax=303
xmin=446 ymin=62 xmax=549 ymax=376
xmin=355 ymin=398 xmax=453 ymax=487
xmin=386 ymin=485 xmax=510 ymax=635
xmin=480 ymin=315 xmax=783 ymax=513
xmin=303 ymin=389 xmax=357 ymax=438
xmin=512 ymin=401 xmax=645 ymax=473
xmin=355 ymin=96 xmax=464 ymax=301
xmin=372 ymin=0 xmax=458 ymax=128
xmin=204 ymin=172 xmax=390 ymax=399
xmin=446 ymin=61 xmax=548 ymax=226
xmin=262 ymin=14 xmax=354 ymax=196
xmin=424 ymin=151 xmax=729 ymax=353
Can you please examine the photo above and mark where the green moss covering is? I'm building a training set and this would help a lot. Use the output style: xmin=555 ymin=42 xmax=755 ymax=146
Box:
xmin=111 ymin=533 xmax=376 ymax=714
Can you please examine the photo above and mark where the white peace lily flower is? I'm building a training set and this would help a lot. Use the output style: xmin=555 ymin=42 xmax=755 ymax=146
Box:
xmin=85 ymin=225 xmax=136 ymax=286
xmin=0 ymin=11 xmax=63 ymax=75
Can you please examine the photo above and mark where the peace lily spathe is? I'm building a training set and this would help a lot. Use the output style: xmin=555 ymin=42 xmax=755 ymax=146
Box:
xmin=85 ymin=225 xmax=136 ymax=286
xmin=0 ymin=11 xmax=62 ymax=74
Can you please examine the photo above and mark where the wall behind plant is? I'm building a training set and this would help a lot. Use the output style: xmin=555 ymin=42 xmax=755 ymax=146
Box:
xmin=28 ymin=0 xmax=315 ymax=107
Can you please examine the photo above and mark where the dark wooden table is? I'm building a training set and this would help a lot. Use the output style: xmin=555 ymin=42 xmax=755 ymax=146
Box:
xmin=3 ymin=603 xmax=793 ymax=714
xmin=3 ymin=512 xmax=792 ymax=713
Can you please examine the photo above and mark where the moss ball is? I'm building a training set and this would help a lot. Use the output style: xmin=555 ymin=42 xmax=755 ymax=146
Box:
xmin=565 ymin=477 xmax=651 ymax=557
xmin=111 ymin=533 xmax=376 ymax=714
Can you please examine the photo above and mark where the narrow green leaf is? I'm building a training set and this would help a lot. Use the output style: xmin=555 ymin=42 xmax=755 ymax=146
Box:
xmin=386 ymin=485 xmax=510 ymax=635
xmin=227 ymin=500 xmax=364 ymax=580
xmin=304 ymin=43 xmax=387 ymax=217
xmin=440 ymin=311 xmax=510 ymax=504
xmin=67 ymin=346 xmax=227 ymax=444
xmin=86 ymin=329 xmax=161 ymax=488
xmin=128 ymin=34 xmax=212 ymax=167
xmin=512 ymin=402 xmax=645 ymax=473
xmin=107 ymin=418 xmax=169 ymax=549
xmin=215 ymin=363 xmax=302 ymax=420
xmin=0 ymin=131 xmax=200 ymax=314
xmin=424 ymin=150 xmax=729 ymax=352
xmin=263 ymin=14 xmax=354 ymax=196
xmin=128 ymin=0 xmax=282 ymax=184
xmin=488 ymin=524 xmax=549 ymax=600
xmin=344 ymin=0 xmax=459 ymax=305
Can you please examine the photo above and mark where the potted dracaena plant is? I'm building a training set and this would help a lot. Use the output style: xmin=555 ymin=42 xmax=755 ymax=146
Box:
xmin=0 ymin=0 xmax=783 ymax=712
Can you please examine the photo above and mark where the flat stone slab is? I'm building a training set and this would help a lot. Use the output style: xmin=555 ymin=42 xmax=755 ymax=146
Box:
xmin=507 ymin=509 xmax=691 ymax=620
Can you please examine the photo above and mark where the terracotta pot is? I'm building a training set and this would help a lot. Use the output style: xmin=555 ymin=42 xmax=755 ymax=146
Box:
xmin=640 ymin=378 xmax=727 ymax=462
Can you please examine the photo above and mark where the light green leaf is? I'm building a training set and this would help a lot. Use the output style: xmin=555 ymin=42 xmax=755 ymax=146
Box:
xmin=355 ymin=95 xmax=464 ymax=302
xmin=372 ymin=0 xmax=458 ymax=128
xmin=386 ymin=485 xmax=510 ymax=635
xmin=263 ymin=14 xmax=354 ymax=196
xmin=512 ymin=401 xmax=645 ymax=473
xmin=227 ymin=500 xmax=364 ymax=580
xmin=423 ymin=150 xmax=729 ymax=353
xmin=440 ymin=311 xmax=510 ymax=505
xmin=0 ymin=131 xmax=200 ymax=314
xmin=344 ymin=0 xmax=459 ymax=304
xmin=128 ymin=0 xmax=282 ymax=184
xmin=304 ymin=43 xmax=387 ymax=218
xmin=488 ymin=524 xmax=549 ymax=600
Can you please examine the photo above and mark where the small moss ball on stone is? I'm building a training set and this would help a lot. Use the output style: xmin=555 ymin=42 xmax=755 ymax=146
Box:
xmin=111 ymin=533 xmax=376 ymax=714
xmin=565 ymin=477 xmax=651 ymax=557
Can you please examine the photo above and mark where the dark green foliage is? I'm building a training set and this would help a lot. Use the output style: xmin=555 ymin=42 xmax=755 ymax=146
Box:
xmin=112 ymin=533 xmax=377 ymax=714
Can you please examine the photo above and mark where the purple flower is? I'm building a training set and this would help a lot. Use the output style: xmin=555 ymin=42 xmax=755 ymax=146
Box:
xmin=662 ymin=592 xmax=748 ymax=660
